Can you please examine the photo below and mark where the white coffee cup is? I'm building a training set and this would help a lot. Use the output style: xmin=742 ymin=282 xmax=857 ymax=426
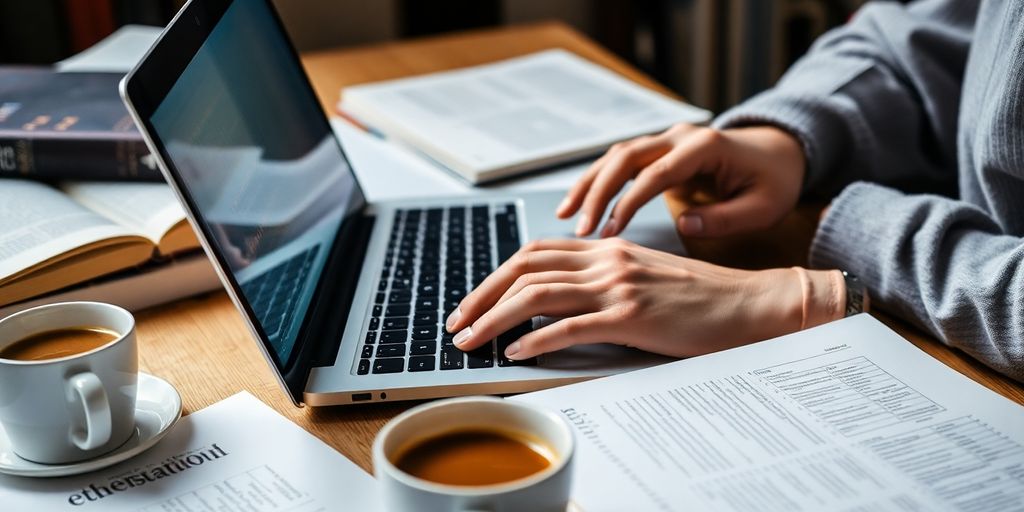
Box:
xmin=374 ymin=396 xmax=575 ymax=512
xmin=0 ymin=301 xmax=138 ymax=464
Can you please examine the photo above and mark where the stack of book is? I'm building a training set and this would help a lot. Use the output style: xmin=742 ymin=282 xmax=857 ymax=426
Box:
xmin=0 ymin=27 xmax=219 ymax=317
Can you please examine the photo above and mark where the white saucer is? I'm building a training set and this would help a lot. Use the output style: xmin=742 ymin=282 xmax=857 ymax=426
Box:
xmin=0 ymin=372 xmax=182 ymax=478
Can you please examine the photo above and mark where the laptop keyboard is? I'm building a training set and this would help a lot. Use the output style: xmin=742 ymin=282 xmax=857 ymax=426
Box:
xmin=358 ymin=203 xmax=536 ymax=375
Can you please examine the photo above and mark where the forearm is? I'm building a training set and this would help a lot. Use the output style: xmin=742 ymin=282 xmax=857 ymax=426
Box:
xmin=714 ymin=0 xmax=977 ymax=198
xmin=811 ymin=182 xmax=1024 ymax=382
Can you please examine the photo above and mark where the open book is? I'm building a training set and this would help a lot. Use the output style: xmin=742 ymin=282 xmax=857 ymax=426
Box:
xmin=0 ymin=180 xmax=200 ymax=306
xmin=339 ymin=49 xmax=713 ymax=184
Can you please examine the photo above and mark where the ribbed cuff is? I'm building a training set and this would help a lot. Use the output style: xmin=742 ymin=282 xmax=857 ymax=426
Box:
xmin=809 ymin=182 xmax=905 ymax=282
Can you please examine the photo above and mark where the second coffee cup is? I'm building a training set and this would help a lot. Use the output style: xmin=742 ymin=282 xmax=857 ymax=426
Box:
xmin=374 ymin=396 xmax=575 ymax=512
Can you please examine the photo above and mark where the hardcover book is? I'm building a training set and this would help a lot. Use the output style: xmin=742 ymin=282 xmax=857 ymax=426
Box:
xmin=0 ymin=67 xmax=162 ymax=181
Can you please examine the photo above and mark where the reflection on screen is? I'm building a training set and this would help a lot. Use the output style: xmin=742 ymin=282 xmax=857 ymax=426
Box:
xmin=150 ymin=0 xmax=363 ymax=366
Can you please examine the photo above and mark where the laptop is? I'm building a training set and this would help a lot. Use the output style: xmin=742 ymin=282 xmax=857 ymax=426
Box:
xmin=121 ymin=0 xmax=679 ymax=406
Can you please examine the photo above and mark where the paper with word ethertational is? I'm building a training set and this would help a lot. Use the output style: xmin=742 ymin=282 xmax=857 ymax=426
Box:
xmin=0 ymin=391 xmax=381 ymax=511
xmin=514 ymin=314 xmax=1024 ymax=511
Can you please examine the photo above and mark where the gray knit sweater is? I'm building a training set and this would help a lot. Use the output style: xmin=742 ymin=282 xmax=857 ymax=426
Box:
xmin=715 ymin=0 xmax=1024 ymax=381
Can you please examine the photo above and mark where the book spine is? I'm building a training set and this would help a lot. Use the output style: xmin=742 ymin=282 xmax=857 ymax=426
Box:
xmin=0 ymin=135 xmax=162 ymax=182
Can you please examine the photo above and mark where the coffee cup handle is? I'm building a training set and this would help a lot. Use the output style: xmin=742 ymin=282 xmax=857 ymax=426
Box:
xmin=68 ymin=372 xmax=112 ymax=451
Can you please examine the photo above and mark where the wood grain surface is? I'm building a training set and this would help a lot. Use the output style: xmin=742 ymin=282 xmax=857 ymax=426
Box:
xmin=135 ymin=22 xmax=1023 ymax=475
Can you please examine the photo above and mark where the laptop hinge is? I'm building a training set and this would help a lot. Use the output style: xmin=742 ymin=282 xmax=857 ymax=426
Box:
xmin=282 ymin=211 xmax=376 ymax=403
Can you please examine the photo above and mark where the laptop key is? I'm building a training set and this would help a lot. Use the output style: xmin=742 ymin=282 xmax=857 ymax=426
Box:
xmin=357 ymin=359 xmax=370 ymax=375
xmin=385 ymin=304 xmax=410 ymax=317
xmin=373 ymin=358 xmax=404 ymax=374
xmin=380 ymin=330 xmax=408 ymax=344
xmin=412 ymin=312 xmax=437 ymax=326
xmin=361 ymin=345 xmax=373 ymax=359
xmin=408 ymin=355 xmax=435 ymax=372
xmin=441 ymin=347 xmax=465 ymax=370
xmin=411 ymin=341 xmax=436 ymax=355
xmin=416 ymin=297 xmax=439 ymax=310
xmin=412 ymin=326 xmax=437 ymax=340
xmin=369 ymin=317 xmax=379 ymax=330
xmin=365 ymin=331 xmax=377 ymax=344
xmin=382 ymin=317 xmax=408 ymax=330
xmin=467 ymin=343 xmax=495 ymax=368
xmin=377 ymin=344 xmax=406 ymax=358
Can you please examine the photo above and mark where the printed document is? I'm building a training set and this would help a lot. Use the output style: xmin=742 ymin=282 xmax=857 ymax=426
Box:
xmin=514 ymin=314 xmax=1024 ymax=511
xmin=0 ymin=392 xmax=381 ymax=511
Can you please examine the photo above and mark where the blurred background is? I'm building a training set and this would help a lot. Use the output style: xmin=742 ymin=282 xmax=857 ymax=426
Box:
xmin=1 ymin=0 xmax=877 ymax=112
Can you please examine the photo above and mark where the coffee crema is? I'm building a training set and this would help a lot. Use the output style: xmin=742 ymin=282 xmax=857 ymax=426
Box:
xmin=0 ymin=327 xmax=120 ymax=362
xmin=394 ymin=429 xmax=553 ymax=486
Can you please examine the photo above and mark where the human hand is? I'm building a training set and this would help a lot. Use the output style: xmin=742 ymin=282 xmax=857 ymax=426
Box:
xmin=557 ymin=124 xmax=806 ymax=238
xmin=444 ymin=238 xmax=843 ymax=361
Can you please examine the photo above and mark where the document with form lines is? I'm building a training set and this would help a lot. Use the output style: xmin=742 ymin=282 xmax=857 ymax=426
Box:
xmin=0 ymin=392 xmax=381 ymax=511
xmin=514 ymin=314 xmax=1024 ymax=511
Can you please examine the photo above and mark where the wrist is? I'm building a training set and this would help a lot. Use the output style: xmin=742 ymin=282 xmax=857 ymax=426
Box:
xmin=750 ymin=268 xmax=805 ymax=339
xmin=745 ymin=267 xmax=845 ymax=342
xmin=791 ymin=268 xmax=845 ymax=329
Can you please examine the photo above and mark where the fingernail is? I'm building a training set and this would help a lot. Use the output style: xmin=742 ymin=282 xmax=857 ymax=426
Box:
xmin=678 ymin=214 xmax=703 ymax=235
xmin=453 ymin=327 xmax=472 ymax=346
xmin=599 ymin=218 xmax=618 ymax=238
xmin=445 ymin=307 xmax=462 ymax=331
xmin=556 ymin=197 xmax=571 ymax=215
xmin=575 ymin=214 xmax=590 ymax=236
xmin=504 ymin=341 xmax=521 ymax=360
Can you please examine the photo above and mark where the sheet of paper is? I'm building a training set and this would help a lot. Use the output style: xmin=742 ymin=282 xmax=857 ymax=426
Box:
xmin=513 ymin=314 xmax=1024 ymax=511
xmin=57 ymin=25 xmax=162 ymax=73
xmin=0 ymin=391 xmax=382 ymax=511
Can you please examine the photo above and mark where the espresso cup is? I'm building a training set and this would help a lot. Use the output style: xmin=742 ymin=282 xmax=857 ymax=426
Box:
xmin=374 ymin=396 xmax=575 ymax=512
xmin=0 ymin=301 xmax=139 ymax=464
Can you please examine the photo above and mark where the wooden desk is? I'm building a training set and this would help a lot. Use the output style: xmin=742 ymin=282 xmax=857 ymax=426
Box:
xmin=135 ymin=21 xmax=1024 ymax=474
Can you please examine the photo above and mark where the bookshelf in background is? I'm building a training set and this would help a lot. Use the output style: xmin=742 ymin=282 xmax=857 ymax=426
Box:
xmin=0 ymin=0 xmax=181 ymax=64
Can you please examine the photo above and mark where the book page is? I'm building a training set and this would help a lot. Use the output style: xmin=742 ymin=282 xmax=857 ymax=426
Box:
xmin=56 ymin=25 xmax=161 ymax=73
xmin=513 ymin=315 xmax=1024 ymax=511
xmin=0 ymin=180 xmax=135 ymax=280
xmin=341 ymin=49 xmax=712 ymax=177
xmin=61 ymin=182 xmax=188 ymax=245
xmin=0 ymin=392 xmax=382 ymax=511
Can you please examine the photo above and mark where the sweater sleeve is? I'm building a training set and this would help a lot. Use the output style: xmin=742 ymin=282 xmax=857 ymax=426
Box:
xmin=713 ymin=0 xmax=979 ymax=198
xmin=811 ymin=182 xmax=1024 ymax=382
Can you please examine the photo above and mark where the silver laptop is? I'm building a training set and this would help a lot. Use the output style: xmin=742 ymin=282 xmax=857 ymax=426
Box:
xmin=121 ymin=0 xmax=678 ymax=406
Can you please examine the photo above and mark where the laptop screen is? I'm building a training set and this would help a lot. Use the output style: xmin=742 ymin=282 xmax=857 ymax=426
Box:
xmin=148 ymin=0 xmax=364 ymax=367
